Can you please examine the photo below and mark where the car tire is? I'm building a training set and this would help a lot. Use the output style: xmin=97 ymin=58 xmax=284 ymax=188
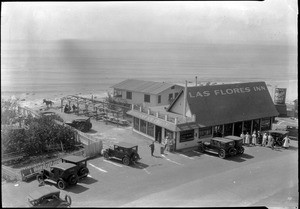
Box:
xmin=229 ymin=147 xmax=237 ymax=156
xmin=57 ymin=179 xmax=67 ymax=190
xmin=68 ymin=174 xmax=78 ymax=185
xmin=79 ymin=168 xmax=89 ymax=177
xmin=238 ymin=147 xmax=245 ymax=154
xmin=122 ymin=156 xmax=130 ymax=166
xmin=103 ymin=152 xmax=109 ymax=159
xmin=198 ymin=145 xmax=205 ymax=153
xmin=36 ymin=174 xmax=44 ymax=183
xmin=218 ymin=149 xmax=226 ymax=159
xmin=64 ymin=194 xmax=72 ymax=206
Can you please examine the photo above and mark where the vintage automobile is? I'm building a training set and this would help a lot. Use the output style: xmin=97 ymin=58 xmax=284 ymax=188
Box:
xmin=266 ymin=130 xmax=289 ymax=146
xmin=65 ymin=117 xmax=92 ymax=132
xmin=198 ymin=137 xmax=237 ymax=159
xmin=103 ymin=142 xmax=141 ymax=165
xmin=224 ymin=135 xmax=245 ymax=154
xmin=27 ymin=186 xmax=71 ymax=208
xmin=36 ymin=163 xmax=79 ymax=190
xmin=61 ymin=155 xmax=89 ymax=179
xmin=286 ymin=125 xmax=298 ymax=139
xmin=39 ymin=111 xmax=64 ymax=122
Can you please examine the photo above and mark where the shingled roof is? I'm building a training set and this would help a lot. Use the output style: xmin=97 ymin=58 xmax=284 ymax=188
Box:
xmin=110 ymin=79 xmax=182 ymax=95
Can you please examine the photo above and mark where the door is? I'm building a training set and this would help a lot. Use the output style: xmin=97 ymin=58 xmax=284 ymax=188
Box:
xmin=155 ymin=125 xmax=162 ymax=143
xmin=234 ymin=122 xmax=243 ymax=136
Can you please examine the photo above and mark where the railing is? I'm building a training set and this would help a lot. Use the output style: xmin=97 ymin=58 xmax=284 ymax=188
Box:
xmin=131 ymin=104 xmax=195 ymax=124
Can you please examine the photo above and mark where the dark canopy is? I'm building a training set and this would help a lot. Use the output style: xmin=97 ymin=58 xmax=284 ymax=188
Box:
xmin=186 ymin=81 xmax=278 ymax=126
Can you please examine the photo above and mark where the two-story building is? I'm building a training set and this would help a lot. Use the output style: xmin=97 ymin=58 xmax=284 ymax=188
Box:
xmin=127 ymin=81 xmax=279 ymax=150
xmin=111 ymin=79 xmax=184 ymax=107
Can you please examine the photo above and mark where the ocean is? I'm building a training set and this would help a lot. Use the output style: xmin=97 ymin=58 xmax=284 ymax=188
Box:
xmin=1 ymin=40 xmax=298 ymax=103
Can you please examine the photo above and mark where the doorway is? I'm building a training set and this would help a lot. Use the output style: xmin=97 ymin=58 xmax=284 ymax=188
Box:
xmin=155 ymin=125 xmax=162 ymax=143
xmin=234 ymin=122 xmax=243 ymax=136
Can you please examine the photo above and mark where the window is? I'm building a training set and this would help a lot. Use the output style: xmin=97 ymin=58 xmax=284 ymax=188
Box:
xmin=213 ymin=125 xmax=223 ymax=137
xmin=168 ymin=94 xmax=173 ymax=101
xmin=165 ymin=129 xmax=174 ymax=139
xmin=144 ymin=94 xmax=150 ymax=103
xmin=147 ymin=122 xmax=154 ymax=137
xmin=199 ymin=127 xmax=212 ymax=138
xmin=126 ymin=91 xmax=132 ymax=100
xmin=133 ymin=117 xmax=139 ymax=130
xmin=261 ymin=117 xmax=271 ymax=131
xmin=171 ymin=86 xmax=175 ymax=89
xmin=253 ymin=119 xmax=260 ymax=132
xmin=223 ymin=123 xmax=233 ymax=136
xmin=179 ymin=130 xmax=194 ymax=142
xmin=174 ymin=92 xmax=179 ymax=99
xmin=158 ymin=95 xmax=161 ymax=104
xmin=243 ymin=120 xmax=252 ymax=134
xmin=114 ymin=89 xmax=122 ymax=97
xmin=140 ymin=119 xmax=147 ymax=134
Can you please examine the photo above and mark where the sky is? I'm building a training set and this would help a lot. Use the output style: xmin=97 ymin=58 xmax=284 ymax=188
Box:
xmin=1 ymin=1 xmax=298 ymax=45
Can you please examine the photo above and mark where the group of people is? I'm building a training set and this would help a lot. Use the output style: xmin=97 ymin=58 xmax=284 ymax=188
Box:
xmin=64 ymin=104 xmax=77 ymax=113
xmin=149 ymin=134 xmax=175 ymax=156
xmin=240 ymin=130 xmax=290 ymax=149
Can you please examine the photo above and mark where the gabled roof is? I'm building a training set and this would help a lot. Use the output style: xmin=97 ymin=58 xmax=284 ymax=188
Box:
xmin=110 ymin=79 xmax=182 ymax=95
xmin=169 ymin=81 xmax=279 ymax=127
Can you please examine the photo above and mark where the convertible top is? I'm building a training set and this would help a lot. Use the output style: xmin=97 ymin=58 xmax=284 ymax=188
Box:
xmin=62 ymin=155 xmax=87 ymax=163
xmin=28 ymin=186 xmax=60 ymax=201
xmin=224 ymin=135 xmax=243 ymax=141
xmin=115 ymin=142 xmax=138 ymax=149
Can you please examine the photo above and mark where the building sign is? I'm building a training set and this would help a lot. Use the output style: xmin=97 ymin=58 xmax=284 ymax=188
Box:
xmin=274 ymin=88 xmax=287 ymax=105
xmin=189 ymin=85 xmax=267 ymax=98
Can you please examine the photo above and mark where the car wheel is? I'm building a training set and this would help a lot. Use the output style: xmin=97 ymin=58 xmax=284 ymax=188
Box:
xmin=57 ymin=179 xmax=67 ymax=190
xmin=229 ymin=147 xmax=237 ymax=156
xmin=68 ymin=174 xmax=78 ymax=185
xmin=218 ymin=149 xmax=226 ymax=159
xmin=103 ymin=152 xmax=109 ymax=159
xmin=122 ymin=156 xmax=130 ymax=166
xmin=79 ymin=168 xmax=89 ymax=177
xmin=64 ymin=194 xmax=72 ymax=206
xmin=238 ymin=147 xmax=245 ymax=154
xmin=36 ymin=174 xmax=44 ymax=183
xmin=198 ymin=145 xmax=205 ymax=153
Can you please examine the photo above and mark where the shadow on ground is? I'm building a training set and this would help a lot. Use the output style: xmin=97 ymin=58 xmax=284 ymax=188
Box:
xmin=65 ymin=184 xmax=89 ymax=194
xmin=78 ymin=177 xmax=98 ymax=185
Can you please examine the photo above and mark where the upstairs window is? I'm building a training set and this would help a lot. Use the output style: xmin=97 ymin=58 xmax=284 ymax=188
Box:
xmin=158 ymin=95 xmax=161 ymax=104
xmin=144 ymin=94 xmax=150 ymax=103
xmin=168 ymin=93 xmax=173 ymax=101
xmin=126 ymin=91 xmax=132 ymax=100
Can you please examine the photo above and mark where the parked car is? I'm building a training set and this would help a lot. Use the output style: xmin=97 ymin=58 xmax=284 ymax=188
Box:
xmin=27 ymin=186 xmax=71 ymax=207
xmin=103 ymin=142 xmax=141 ymax=165
xmin=39 ymin=111 xmax=64 ymax=122
xmin=286 ymin=125 xmax=298 ymax=139
xmin=36 ymin=163 xmax=79 ymax=190
xmin=224 ymin=135 xmax=245 ymax=154
xmin=266 ymin=130 xmax=289 ymax=146
xmin=198 ymin=137 xmax=237 ymax=159
xmin=65 ymin=117 xmax=92 ymax=132
xmin=61 ymin=155 xmax=89 ymax=179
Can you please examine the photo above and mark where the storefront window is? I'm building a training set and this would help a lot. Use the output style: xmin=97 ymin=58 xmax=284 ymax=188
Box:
xmin=213 ymin=125 xmax=223 ymax=137
xmin=147 ymin=122 xmax=154 ymax=137
xmin=261 ymin=117 xmax=271 ymax=131
xmin=199 ymin=127 xmax=212 ymax=138
xmin=253 ymin=119 xmax=260 ymax=132
xmin=179 ymin=130 xmax=194 ymax=142
xmin=243 ymin=120 xmax=252 ymax=134
xmin=165 ymin=129 xmax=174 ymax=139
xmin=140 ymin=119 xmax=147 ymax=134
xmin=223 ymin=123 xmax=233 ymax=136
xmin=133 ymin=117 xmax=139 ymax=131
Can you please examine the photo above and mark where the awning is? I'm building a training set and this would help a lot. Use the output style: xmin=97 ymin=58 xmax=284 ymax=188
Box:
xmin=186 ymin=81 xmax=279 ymax=126
xmin=177 ymin=122 xmax=206 ymax=131
xmin=127 ymin=110 xmax=179 ymax=131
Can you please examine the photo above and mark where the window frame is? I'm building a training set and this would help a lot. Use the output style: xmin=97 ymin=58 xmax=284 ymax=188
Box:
xmin=144 ymin=94 xmax=151 ymax=103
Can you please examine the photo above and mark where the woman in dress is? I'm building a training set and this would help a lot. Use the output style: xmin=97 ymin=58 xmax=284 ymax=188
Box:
xmin=283 ymin=135 xmax=290 ymax=149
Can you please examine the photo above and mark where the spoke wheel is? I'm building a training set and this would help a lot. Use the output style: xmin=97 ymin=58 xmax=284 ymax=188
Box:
xmin=57 ymin=179 xmax=66 ymax=190
xmin=122 ymin=156 xmax=130 ymax=166
xmin=239 ymin=147 xmax=245 ymax=154
xmin=218 ymin=149 xmax=226 ymax=159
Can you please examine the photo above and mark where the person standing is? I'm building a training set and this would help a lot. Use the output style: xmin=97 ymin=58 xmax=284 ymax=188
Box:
xmin=245 ymin=132 xmax=250 ymax=146
xmin=149 ymin=142 xmax=155 ymax=156
xmin=283 ymin=135 xmax=290 ymax=149
xmin=164 ymin=135 xmax=170 ymax=152
xmin=262 ymin=133 xmax=268 ymax=146
xmin=240 ymin=132 xmax=245 ymax=145
xmin=252 ymin=130 xmax=257 ymax=146
xmin=267 ymin=133 xmax=274 ymax=149
xmin=257 ymin=131 xmax=262 ymax=146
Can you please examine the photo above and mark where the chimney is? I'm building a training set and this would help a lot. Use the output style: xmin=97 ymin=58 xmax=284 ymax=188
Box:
xmin=183 ymin=80 xmax=187 ymax=117
xmin=195 ymin=76 xmax=197 ymax=86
